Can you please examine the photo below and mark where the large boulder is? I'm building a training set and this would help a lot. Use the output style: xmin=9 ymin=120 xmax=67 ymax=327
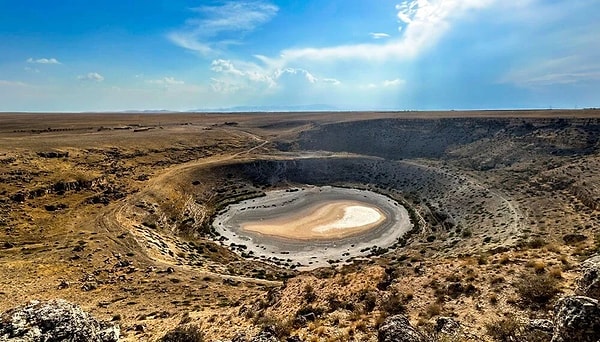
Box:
xmin=551 ymin=296 xmax=600 ymax=342
xmin=0 ymin=299 xmax=119 ymax=342
xmin=577 ymin=255 xmax=600 ymax=300
xmin=378 ymin=315 xmax=426 ymax=342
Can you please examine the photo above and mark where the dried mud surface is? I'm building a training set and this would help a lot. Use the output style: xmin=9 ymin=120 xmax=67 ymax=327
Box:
xmin=213 ymin=186 xmax=411 ymax=269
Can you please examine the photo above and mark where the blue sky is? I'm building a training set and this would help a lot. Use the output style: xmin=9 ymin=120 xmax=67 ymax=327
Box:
xmin=0 ymin=0 xmax=598 ymax=111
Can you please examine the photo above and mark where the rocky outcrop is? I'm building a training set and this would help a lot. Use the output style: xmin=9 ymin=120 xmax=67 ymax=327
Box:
xmin=528 ymin=318 xmax=554 ymax=341
xmin=378 ymin=315 xmax=426 ymax=342
xmin=529 ymin=318 xmax=553 ymax=333
xmin=0 ymin=299 xmax=119 ymax=341
xmin=577 ymin=255 xmax=600 ymax=300
xmin=248 ymin=326 xmax=279 ymax=342
xmin=37 ymin=151 xmax=69 ymax=158
xmin=551 ymin=296 xmax=600 ymax=342
xmin=435 ymin=316 xmax=461 ymax=338
xmin=10 ymin=177 xmax=108 ymax=203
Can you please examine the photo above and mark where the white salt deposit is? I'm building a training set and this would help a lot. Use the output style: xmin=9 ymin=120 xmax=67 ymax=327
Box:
xmin=312 ymin=205 xmax=383 ymax=233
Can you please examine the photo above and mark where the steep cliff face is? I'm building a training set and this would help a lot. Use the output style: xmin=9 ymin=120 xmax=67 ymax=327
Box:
xmin=297 ymin=118 xmax=600 ymax=162
xmin=203 ymin=156 xmax=521 ymax=254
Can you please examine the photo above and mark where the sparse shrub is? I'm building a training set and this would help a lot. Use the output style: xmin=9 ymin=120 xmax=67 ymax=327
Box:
xmin=255 ymin=316 xmax=293 ymax=338
xmin=498 ymin=255 xmax=510 ymax=265
xmin=296 ymin=305 xmax=325 ymax=323
xmin=477 ymin=254 xmax=489 ymax=265
xmin=486 ymin=317 xmax=549 ymax=342
xmin=142 ymin=220 xmax=157 ymax=229
xmin=558 ymin=255 xmax=569 ymax=265
xmin=548 ymin=266 xmax=563 ymax=279
xmin=326 ymin=294 xmax=353 ymax=312
xmin=354 ymin=320 xmax=368 ymax=332
xmin=358 ymin=289 xmax=377 ymax=313
xmin=424 ymin=303 xmax=442 ymax=318
xmin=526 ymin=260 xmax=546 ymax=274
xmin=486 ymin=317 xmax=522 ymax=342
xmin=489 ymin=293 xmax=498 ymax=305
xmin=303 ymin=284 xmax=317 ymax=303
xmin=160 ymin=325 xmax=204 ymax=342
xmin=490 ymin=276 xmax=504 ymax=285
xmin=527 ymin=237 xmax=546 ymax=249
xmin=591 ymin=233 xmax=600 ymax=253
xmin=515 ymin=273 xmax=560 ymax=309
xmin=545 ymin=243 xmax=561 ymax=253
xmin=379 ymin=291 xmax=409 ymax=317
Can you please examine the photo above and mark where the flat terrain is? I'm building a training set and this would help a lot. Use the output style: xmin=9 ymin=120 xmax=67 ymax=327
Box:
xmin=240 ymin=199 xmax=385 ymax=240
xmin=1 ymin=109 xmax=599 ymax=341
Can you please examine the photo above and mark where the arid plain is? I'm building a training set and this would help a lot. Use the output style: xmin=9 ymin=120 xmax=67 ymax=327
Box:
xmin=1 ymin=110 xmax=600 ymax=341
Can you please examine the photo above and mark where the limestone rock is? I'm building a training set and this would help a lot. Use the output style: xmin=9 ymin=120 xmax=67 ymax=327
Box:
xmin=0 ymin=299 xmax=119 ymax=342
xmin=529 ymin=318 xmax=553 ymax=333
xmin=435 ymin=316 xmax=461 ymax=336
xmin=378 ymin=315 xmax=425 ymax=342
xmin=551 ymin=296 xmax=600 ymax=342
xmin=249 ymin=326 xmax=278 ymax=342
xmin=577 ymin=255 xmax=600 ymax=300
xmin=528 ymin=318 xmax=554 ymax=341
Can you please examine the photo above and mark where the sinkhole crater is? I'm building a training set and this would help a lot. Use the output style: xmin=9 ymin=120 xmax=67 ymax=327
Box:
xmin=212 ymin=186 xmax=412 ymax=269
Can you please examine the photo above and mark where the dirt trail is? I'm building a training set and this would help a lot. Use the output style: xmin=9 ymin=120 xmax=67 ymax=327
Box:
xmin=95 ymin=128 xmax=283 ymax=285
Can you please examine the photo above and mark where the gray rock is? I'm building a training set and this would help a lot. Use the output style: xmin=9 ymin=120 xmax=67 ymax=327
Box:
xmin=577 ymin=255 xmax=600 ymax=300
xmin=528 ymin=319 xmax=554 ymax=341
xmin=551 ymin=296 xmax=600 ymax=342
xmin=231 ymin=333 xmax=247 ymax=342
xmin=249 ymin=326 xmax=278 ymax=342
xmin=435 ymin=316 xmax=461 ymax=336
xmin=0 ymin=299 xmax=119 ymax=342
xmin=378 ymin=315 xmax=425 ymax=342
xmin=529 ymin=318 xmax=553 ymax=333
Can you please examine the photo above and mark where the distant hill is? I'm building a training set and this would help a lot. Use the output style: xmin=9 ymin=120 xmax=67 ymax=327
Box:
xmin=189 ymin=104 xmax=340 ymax=113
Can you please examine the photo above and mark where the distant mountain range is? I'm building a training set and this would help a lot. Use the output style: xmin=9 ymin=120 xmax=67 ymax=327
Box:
xmin=188 ymin=104 xmax=341 ymax=113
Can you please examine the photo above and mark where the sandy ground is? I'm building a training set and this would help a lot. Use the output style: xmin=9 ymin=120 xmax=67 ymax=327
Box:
xmin=213 ymin=186 xmax=412 ymax=269
xmin=242 ymin=200 xmax=385 ymax=240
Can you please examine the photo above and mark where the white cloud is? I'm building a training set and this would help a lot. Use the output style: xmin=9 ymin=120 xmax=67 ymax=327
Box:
xmin=27 ymin=57 xmax=61 ymax=64
xmin=274 ymin=0 xmax=494 ymax=62
xmin=370 ymin=32 xmax=391 ymax=39
xmin=210 ymin=59 xmax=340 ymax=93
xmin=168 ymin=1 xmax=278 ymax=55
xmin=78 ymin=72 xmax=104 ymax=82
xmin=210 ymin=77 xmax=244 ymax=94
xmin=383 ymin=78 xmax=405 ymax=87
xmin=275 ymin=68 xmax=318 ymax=84
xmin=322 ymin=78 xmax=341 ymax=86
xmin=147 ymin=77 xmax=185 ymax=85
xmin=359 ymin=79 xmax=406 ymax=89
xmin=0 ymin=80 xmax=28 ymax=87
xmin=24 ymin=67 xmax=40 ymax=73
